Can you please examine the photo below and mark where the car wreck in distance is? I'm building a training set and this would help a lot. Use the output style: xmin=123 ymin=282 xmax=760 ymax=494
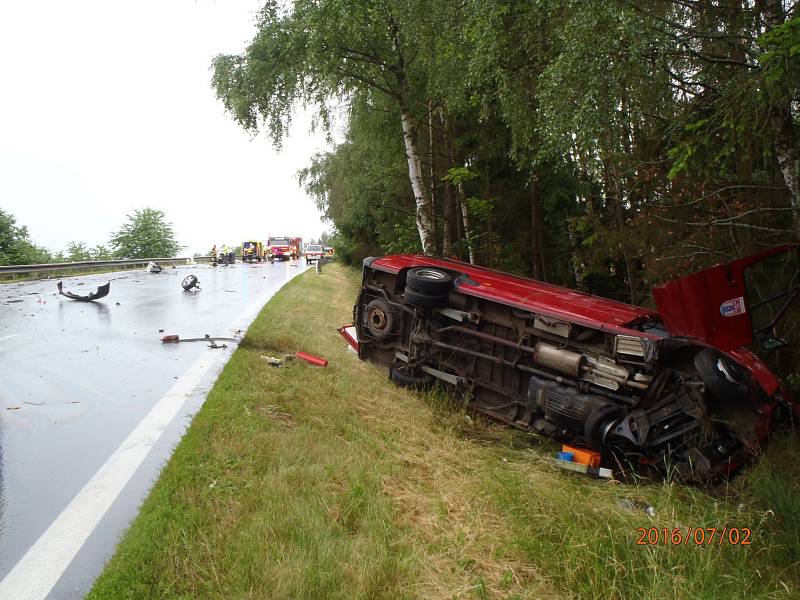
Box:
xmin=346 ymin=244 xmax=800 ymax=481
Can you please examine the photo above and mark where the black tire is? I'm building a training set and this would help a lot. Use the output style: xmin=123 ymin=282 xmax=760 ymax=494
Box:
xmin=694 ymin=349 xmax=749 ymax=404
xmin=404 ymin=287 xmax=447 ymax=308
xmin=182 ymin=275 xmax=199 ymax=290
xmin=364 ymin=298 xmax=397 ymax=339
xmin=390 ymin=366 xmax=433 ymax=389
xmin=406 ymin=267 xmax=452 ymax=295
xmin=584 ymin=402 xmax=624 ymax=450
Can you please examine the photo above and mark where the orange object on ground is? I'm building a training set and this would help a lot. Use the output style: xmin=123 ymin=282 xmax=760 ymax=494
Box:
xmin=562 ymin=445 xmax=601 ymax=468
xmin=295 ymin=351 xmax=328 ymax=367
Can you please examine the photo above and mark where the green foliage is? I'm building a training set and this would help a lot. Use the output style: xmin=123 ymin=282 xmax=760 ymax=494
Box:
xmin=0 ymin=208 xmax=51 ymax=265
xmin=66 ymin=241 xmax=92 ymax=262
xmin=89 ymin=245 xmax=113 ymax=260
xmin=298 ymin=92 xmax=423 ymax=264
xmin=758 ymin=14 xmax=800 ymax=102
xmin=211 ymin=0 xmax=431 ymax=145
xmin=216 ymin=0 xmax=799 ymax=297
xmin=109 ymin=208 xmax=181 ymax=259
xmin=441 ymin=167 xmax=478 ymax=186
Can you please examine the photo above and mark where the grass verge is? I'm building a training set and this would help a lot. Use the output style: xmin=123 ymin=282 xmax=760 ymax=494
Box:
xmin=89 ymin=263 xmax=800 ymax=599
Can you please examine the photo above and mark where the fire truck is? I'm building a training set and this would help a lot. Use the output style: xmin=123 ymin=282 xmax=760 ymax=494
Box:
xmin=289 ymin=237 xmax=302 ymax=259
xmin=266 ymin=237 xmax=302 ymax=261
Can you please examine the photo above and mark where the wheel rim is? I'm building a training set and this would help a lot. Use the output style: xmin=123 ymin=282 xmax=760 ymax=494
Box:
xmin=368 ymin=306 xmax=388 ymax=331
xmin=416 ymin=268 xmax=447 ymax=281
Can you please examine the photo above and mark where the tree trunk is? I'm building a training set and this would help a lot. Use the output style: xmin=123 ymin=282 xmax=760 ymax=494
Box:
xmin=759 ymin=0 xmax=800 ymax=235
xmin=566 ymin=227 xmax=583 ymax=289
xmin=400 ymin=105 xmax=436 ymax=255
xmin=442 ymin=169 xmax=454 ymax=257
xmin=483 ymin=168 xmax=493 ymax=267
xmin=530 ymin=169 xmax=546 ymax=280
xmin=773 ymin=111 xmax=800 ymax=236
xmin=428 ymin=100 xmax=438 ymax=252
xmin=442 ymin=113 xmax=474 ymax=263
xmin=389 ymin=17 xmax=436 ymax=255
xmin=613 ymin=174 xmax=637 ymax=305
xmin=457 ymin=181 xmax=474 ymax=264
xmin=438 ymin=108 xmax=454 ymax=257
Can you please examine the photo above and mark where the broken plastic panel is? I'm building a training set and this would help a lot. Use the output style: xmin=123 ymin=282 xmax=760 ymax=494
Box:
xmin=57 ymin=281 xmax=111 ymax=302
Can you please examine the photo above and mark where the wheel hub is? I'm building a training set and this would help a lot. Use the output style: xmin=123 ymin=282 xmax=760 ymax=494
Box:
xmin=368 ymin=307 xmax=388 ymax=330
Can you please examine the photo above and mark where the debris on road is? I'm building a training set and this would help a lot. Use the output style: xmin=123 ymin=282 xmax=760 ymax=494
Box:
xmin=181 ymin=275 xmax=200 ymax=291
xmin=337 ymin=325 xmax=359 ymax=352
xmin=261 ymin=354 xmax=294 ymax=367
xmin=260 ymin=351 xmax=328 ymax=367
xmin=552 ymin=458 xmax=614 ymax=479
xmin=561 ymin=444 xmax=601 ymax=468
xmin=296 ymin=351 xmax=328 ymax=367
xmin=617 ymin=498 xmax=656 ymax=516
xmin=6 ymin=299 xmax=24 ymax=304
xmin=57 ymin=281 xmax=111 ymax=302
xmin=147 ymin=261 xmax=164 ymax=273
xmin=161 ymin=333 xmax=239 ymax=344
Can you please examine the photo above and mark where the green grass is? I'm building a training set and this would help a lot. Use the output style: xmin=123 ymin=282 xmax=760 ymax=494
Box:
xmin=89 ymin=264 xmax=800 ymax=599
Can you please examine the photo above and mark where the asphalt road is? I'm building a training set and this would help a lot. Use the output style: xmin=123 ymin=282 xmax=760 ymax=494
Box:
xmin=0 ymin=260 xmax=308 ymax=598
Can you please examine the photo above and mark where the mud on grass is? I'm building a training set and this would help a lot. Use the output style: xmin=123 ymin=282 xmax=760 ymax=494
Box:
xmin=89 ymin=264 xmax=800 ymax=599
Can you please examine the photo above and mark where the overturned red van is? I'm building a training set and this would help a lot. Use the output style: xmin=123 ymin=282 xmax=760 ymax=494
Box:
xmin=346 ymin=244 xmax=799 ymax=480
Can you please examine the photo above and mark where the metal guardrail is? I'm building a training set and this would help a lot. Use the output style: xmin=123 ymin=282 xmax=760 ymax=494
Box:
xmin=0 ymin=257 xmax=212 ymax=277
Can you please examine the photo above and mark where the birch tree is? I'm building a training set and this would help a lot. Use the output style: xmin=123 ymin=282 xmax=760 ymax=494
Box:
xmin=212 ymin=0 xmax=437 ymax=254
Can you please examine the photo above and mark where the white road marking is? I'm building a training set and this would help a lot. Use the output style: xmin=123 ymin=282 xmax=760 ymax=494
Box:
xmin=0 ymin=334 xmax=19 ymax=343
xmin=0 ymin=268 xmax=303 ymax=600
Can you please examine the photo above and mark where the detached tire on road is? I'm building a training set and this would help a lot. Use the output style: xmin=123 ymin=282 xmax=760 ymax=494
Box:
xmin=182 ymin=275 xmax=199 ymax=291
xmin=406 ymin=267 xmax=452 ymax=295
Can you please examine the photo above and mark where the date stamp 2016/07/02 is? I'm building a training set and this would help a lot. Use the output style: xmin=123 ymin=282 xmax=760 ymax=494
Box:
xmin=636 ymin=527 xmax=752 ymax=546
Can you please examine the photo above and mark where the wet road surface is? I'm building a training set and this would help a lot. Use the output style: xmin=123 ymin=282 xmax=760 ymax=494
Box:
xmin=0 ymin=260 xmax=307 ymax=598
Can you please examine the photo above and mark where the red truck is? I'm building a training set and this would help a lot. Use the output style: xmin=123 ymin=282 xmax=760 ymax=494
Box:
xmin=345 ymin=245 xmax=800 ymax=481
xmin=289 ymin=237 xmax=302 ymax=259
xmin=268 ymin=237 xmax=302 ymax=260
xmin=266 ymin=237 xmax=292 ymax=261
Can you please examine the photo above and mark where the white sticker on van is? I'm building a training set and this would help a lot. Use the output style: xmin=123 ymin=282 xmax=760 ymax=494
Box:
xmin=720 ymin=296 xmax=746 ymax=317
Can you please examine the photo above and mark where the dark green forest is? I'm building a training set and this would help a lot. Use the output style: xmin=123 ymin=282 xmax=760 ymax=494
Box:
xmin=213 ymin=0 xmax=799 ymax=305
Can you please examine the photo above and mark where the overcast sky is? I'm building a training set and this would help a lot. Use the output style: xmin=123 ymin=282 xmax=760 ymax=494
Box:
xmin=0 ymin=0 xmax=332 ymax=256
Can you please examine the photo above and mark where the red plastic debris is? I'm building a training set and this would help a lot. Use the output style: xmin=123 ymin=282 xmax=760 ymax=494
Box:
xmin=295 ymin=351 xmax=328 ymax=367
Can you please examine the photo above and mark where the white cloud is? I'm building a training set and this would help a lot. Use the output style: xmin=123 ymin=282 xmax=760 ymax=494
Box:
xmin=0 ymin=0 xmax=331 ymax=256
